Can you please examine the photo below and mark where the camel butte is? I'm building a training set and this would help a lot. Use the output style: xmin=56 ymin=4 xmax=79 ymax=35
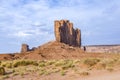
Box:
xmin=21 ymin=20 xmax=82 ymax=53
xmin=0 ymin=20 xmax=120 ymax=60
xmin=0 ymin=20 xmax=84 ymax=60
xmin=20 ymin=19 xmax=120 ymax=55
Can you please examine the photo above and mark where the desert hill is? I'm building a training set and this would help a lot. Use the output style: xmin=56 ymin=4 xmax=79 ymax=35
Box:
xmin=0 ymin=41 xmax=119 ymax=60
xmin=0 ymin=41 xmax=84 ymax=60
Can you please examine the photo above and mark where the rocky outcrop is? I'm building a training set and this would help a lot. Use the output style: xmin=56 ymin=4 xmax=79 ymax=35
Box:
xmin=21 ymin=44 xmax=29 ymax=53
xmin=54 ymin=20 xmax=81 ymax=47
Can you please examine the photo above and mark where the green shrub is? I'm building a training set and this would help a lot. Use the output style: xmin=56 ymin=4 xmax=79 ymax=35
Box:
xmin=0 ymin=67 xmax=5 ymax=75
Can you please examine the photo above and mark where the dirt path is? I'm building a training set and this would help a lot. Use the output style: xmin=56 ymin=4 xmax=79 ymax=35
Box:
xmin=76 ymin=70 xmax=120 ymax=80
xmin=6 ymin=70 xmax=120 ymax=80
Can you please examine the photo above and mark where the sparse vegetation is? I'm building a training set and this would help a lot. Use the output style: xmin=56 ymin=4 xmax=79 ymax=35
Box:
xmin=13 ymin=60 xmax=38 ymax=67
xmin=0 ymin=58 xmax=119 ymax=79
xmin=0 ymin=67 xmax=5 ymax=75
xmin=83 ymin=58 xmax=100 ymax=67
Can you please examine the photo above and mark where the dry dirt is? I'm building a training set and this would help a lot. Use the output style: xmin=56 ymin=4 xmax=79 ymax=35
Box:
xmin=0 ymin=41 xmax=120 ymax=80
xmin=4 ymin=68 xmax=120 ymax=80
xmin=0 ymin=41 xmax=119 ymax=60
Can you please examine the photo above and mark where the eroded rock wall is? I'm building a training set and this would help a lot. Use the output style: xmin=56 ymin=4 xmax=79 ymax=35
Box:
xmin=21 ymin=44 xmax=29 ymax=53
xmin=54 ymin=20 xmax=81 ymax=47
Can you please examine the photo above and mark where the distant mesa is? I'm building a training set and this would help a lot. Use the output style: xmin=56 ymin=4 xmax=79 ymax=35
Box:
xmin=54 ymin=20 xmax=81 ymax=47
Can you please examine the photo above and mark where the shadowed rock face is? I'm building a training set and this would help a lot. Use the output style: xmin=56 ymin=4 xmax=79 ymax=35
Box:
xmin=21 ymin=44 xmax=29 ymax=53
xmin=54 ymin=20 xmax=81 ymax=47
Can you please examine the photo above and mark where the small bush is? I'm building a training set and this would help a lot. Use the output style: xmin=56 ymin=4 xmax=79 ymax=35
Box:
xmin=39 ymin=61 xmax=46 ymax=67
xmin=55 ymin=60 xmax=66 ymax=66
xmin=6 ymin=63 xmax=12 ymax=68
xmin=0 ymin=67 xmax=5 ymax=75
xmin=46 ymin=60 xmax=55 ymax=66
xmin=62 ymin=60 xmax=74 ymax=70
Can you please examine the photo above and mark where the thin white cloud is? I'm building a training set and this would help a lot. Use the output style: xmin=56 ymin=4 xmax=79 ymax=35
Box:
xmin=12 ymin=31 xmax=32 ymax=37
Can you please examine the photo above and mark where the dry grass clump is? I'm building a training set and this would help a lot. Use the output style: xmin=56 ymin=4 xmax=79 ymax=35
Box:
xmin=0 ymin=57 xmax=119 ymax=79
xmin=13 ymin=60 xmax=38 ymax=67
xmin=0 ymin=61 xmax=12 ymax=68
xmin=83 ymin=58 xmax=100 ymax=67
xmin=79 ymin=71 xmax=90 ymax=76
xmin=0 ymin=67 xmax=5 ymax=75
xmin=60 ymin=70 xmax=66 ymax=76
xmin=38 ymin=61 xmax=46 ymax=67
xmin=61 ymin=60 xmax=74 ymax=70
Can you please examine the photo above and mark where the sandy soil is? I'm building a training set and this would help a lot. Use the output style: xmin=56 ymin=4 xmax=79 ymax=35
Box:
xmin=4 ymin=68 xmax=120 ymax=80
xmin=1 ymin=41 xmax=120 ymax=80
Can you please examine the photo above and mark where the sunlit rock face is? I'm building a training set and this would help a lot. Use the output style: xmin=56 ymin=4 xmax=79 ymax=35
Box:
xmin=54 ymin=20 xmax=81 ymax=47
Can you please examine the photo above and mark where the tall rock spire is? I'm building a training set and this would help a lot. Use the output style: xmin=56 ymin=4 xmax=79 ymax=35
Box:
xmin=54 ymin=20 xmax=81 ymax=47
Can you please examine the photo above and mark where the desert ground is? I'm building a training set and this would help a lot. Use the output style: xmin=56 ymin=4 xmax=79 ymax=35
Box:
xmin=0 ymin=56 xmax=120 ymax=80
xmin=0 ymin=41 xmax=120 ymax=80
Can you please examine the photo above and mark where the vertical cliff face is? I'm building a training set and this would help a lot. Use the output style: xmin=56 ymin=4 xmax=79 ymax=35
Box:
xmin=54 ymin=20 xmax=81 ymax=47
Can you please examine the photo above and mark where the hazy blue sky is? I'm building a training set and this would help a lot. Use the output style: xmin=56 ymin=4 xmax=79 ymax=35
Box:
xmin=0 ymin=0 xmax=120 ymax=53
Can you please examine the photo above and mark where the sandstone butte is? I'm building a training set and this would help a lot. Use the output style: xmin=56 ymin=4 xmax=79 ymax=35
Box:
xmin=54 ymin=20 xmax=81 ymax=47
xmin=21 ymin=20 xmax=81 ymax=53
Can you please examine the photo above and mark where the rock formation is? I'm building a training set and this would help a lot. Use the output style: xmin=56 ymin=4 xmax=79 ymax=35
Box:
xmin=54 ymin=20 xmax=81 ymax=47
xmin=21 ymin=44 xmax=29 ymax=53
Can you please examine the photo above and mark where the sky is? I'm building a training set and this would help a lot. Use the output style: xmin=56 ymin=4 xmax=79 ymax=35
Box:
xmin=0 ymin=0 xmax=120 ymax=53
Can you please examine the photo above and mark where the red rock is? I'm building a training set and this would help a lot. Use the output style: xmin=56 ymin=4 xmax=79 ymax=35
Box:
xmin=54 ymin=20 xmax=81 ymax=47
xmin=21 ymin=44 xmax=29 ymax=53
